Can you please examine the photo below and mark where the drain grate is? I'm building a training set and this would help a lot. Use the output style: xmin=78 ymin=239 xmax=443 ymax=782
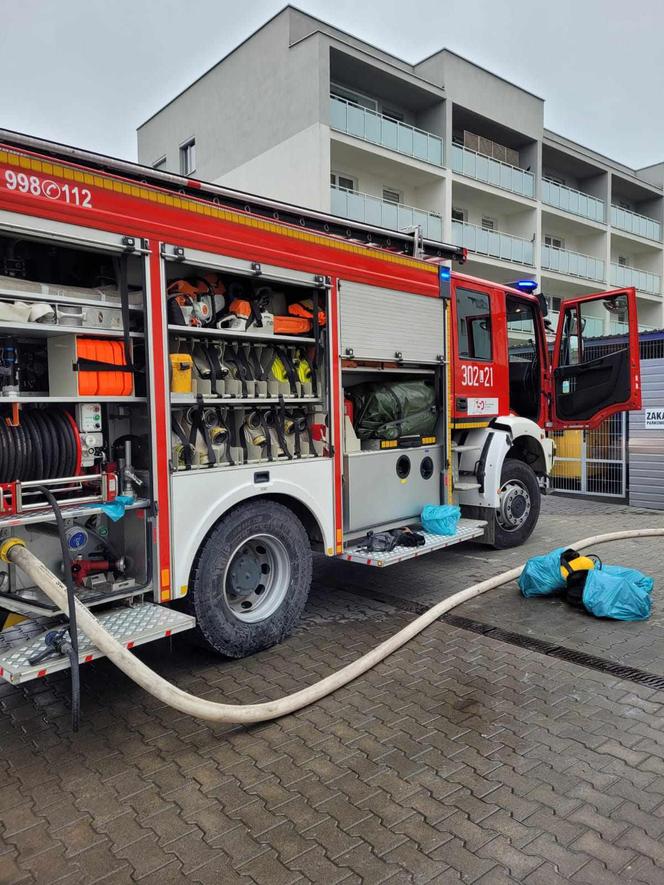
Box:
xmin=335 ymin=586 xmax=664 ymax=692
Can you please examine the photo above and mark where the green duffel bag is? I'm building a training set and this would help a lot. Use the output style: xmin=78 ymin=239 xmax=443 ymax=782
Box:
xmin=353 ymin=380 xmax=437 ymax=440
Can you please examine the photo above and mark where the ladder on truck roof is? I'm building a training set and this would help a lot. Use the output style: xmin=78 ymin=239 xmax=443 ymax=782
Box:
xmin=0 ymin=128 xmax=467 ymax=264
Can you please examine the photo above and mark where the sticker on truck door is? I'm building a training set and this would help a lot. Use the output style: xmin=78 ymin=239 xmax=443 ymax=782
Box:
xmin=467 ymin=397 xmax=498 ymax=415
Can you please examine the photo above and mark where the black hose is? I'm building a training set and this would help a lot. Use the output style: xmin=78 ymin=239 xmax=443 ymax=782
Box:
xmin=33 ymin=486 xmax=80 ymax=732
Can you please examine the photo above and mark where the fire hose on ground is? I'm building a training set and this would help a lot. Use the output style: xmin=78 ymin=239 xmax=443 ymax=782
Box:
xmin=2 ymin=528 xmax=664 ymax=726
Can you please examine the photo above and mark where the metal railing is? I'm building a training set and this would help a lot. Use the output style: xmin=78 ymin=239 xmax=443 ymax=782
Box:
xmin=610 ymin=263 xmax=661 ymax=295
xmin=452 ymin=220 xmax=534 ymax=265
xmin=330 ymin=185 xmax=443 ymax=240
xmin=541 ymin=245 xmax=605 ymax=282
xmin=610 ymin=204 xmax=662 ymax=241
xmin=542 ymin=178 xmax=605 ymax=223
xmin=329 ymin=95 xmax=443 ymax=166
xmin=451 ymin=144 xmax=534 ymax=198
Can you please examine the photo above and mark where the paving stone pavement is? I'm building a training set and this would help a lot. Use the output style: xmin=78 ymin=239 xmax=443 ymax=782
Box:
xmin=2 ymin=495 xmax=664 ymax=883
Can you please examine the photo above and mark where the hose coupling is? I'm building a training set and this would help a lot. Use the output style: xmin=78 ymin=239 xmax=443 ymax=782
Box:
xmin=0 ymin=537 xmax=26 ymax=563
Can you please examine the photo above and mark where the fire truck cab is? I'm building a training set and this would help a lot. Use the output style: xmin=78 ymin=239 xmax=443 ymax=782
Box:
xmin=448 ymin=275 xmax=641 ymax=547
xmin=0 ymin=131 xmax=641 ymax=679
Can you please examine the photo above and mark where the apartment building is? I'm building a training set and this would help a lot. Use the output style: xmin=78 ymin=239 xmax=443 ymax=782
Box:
xmin=137 ymin=6 xmax=664 ymax=334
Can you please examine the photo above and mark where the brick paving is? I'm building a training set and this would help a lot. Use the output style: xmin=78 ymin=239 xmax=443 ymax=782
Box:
xmin=1 ymin=496 xmax=664 ymax=883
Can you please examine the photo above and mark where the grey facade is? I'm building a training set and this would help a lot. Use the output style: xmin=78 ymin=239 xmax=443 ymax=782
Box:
xmin=629 ymin=359 xmax=664 ymax=510
xmin=138 ymin=6 xmax=664 ymax=333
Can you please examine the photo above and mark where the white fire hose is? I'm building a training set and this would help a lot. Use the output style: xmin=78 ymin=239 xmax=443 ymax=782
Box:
xmin=2 ymin=528 xmax=663 ymax=725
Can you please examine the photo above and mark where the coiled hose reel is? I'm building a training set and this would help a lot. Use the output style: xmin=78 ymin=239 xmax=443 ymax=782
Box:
xmin=0 ymin=408 xmax=80 ymax=482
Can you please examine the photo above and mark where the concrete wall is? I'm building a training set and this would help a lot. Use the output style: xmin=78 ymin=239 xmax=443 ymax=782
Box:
xmin=137 ymin=10 xmax=324 ymax=181
xmin=416 ymin=50 xmax=544 ymax=141
xmin=214 ymin=122 xmax=330 ymax=208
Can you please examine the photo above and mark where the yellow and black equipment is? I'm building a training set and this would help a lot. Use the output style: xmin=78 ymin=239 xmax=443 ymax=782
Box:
xmin=560 ymin=548 xmax=600 ymax=607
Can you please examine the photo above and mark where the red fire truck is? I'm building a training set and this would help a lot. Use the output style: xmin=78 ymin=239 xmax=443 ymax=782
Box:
xmin=0 ymin=130 xmax=641 ymax=683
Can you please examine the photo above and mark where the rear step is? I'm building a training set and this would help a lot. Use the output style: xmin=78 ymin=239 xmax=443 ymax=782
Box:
xmin=0 ymin=603 xmax=195 ymax=685
xmin=341 ymin=518 xmax=486 ymax=567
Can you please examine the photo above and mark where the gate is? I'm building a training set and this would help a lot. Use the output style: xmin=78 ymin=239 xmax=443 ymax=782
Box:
xmin=552 ymin=412 xmax=627 ymax=499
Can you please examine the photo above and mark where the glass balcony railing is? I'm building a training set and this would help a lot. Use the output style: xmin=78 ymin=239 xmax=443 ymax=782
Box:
xmin=329 ymin=95 xmax=444 ymax=166
xmin=610 ymin=263 xmax=661 ymax=295
xmin=330 ymin=185 xmax=443 ymax=240
xmin=542 ymin=178 xmax=605 ymax=223
xmin=541 ymin=245 xmax=604 ymax=282
xmin=547 ymin=310 xmax=653 ymax=337
xmin=611 ymin=205 xmax=662 ymax=241
xmin=451 ymin=144 xmax=534 ymax=198
xmin=452 ymin=220 xmax=534 ymax=265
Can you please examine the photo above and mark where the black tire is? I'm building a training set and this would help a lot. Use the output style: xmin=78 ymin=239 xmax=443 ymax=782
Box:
xmin=186 ymin=499 xmax=312 ymax=658
xmin=493 ymin=458 xmax=541 ymax=549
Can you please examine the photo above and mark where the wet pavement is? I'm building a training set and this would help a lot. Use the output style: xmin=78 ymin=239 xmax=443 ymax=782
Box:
xmin=2 ymin=495 xmax=664 ymax=883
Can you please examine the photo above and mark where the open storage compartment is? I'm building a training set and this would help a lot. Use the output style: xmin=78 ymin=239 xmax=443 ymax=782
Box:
xmin=162 ymin=245 xmax=330 ymax=471
xmin=0 ymin=228 xmax=154 ymax=617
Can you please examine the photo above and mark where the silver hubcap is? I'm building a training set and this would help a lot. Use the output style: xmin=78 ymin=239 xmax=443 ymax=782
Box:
xmin=497 ymin=479 xmax=531 ymax=532
xmin=223 ymin=534 xmax=290 ymax=623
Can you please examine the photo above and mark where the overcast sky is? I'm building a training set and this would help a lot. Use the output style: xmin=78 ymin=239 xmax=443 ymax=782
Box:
xmin=1 ymin=0 xmax=662 ymax=169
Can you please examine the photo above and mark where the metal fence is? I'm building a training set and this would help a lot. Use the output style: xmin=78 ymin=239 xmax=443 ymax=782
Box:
xmin=551 ymin=413 xmax=627 ymax=498
xmin=551 ymin=330 xmax=664 ymax=500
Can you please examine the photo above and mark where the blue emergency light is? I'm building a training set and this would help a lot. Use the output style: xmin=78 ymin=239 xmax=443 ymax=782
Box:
xmin=439 ymin=264 xmax=451 ymax=299
xmin=511 ymin=279 xmax=538 ymax=294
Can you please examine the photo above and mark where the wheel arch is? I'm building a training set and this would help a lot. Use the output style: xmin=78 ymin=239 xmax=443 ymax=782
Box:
xmin=455 ymin=416 xmax=553 ymax=509
xmin=185 ymin=492 xmax=326 ymax=595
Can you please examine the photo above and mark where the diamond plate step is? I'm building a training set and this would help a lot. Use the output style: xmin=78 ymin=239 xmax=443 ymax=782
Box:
xmin=340 ymin=518 xmax=487 ymax=567
xmin=0 ymin=603 xmax=195 ymax=685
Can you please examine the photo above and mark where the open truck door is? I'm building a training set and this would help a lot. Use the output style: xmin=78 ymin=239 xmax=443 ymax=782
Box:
xmin=551 ymin=287 xmax=641 ymax=430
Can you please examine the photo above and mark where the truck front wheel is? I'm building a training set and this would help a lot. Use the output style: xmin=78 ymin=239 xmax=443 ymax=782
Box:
xmin=187 ymin=500 xmax=312 ymax=657
xmin=493 ymin=459 xmax=541 ymax=549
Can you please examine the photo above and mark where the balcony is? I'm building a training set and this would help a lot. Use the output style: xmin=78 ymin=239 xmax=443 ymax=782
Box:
xmin=452 ymin=220 xmax=533 ymax=265
xmin=330 ymin=185 xmax=443 ymax=240
xmin=547 ymin=311 xmax=654 ymax=337
xmin=610 ymin=263 xmax=661 ymax=295
xmin=451 ymin=144 xmax=534 ymax=198
xmin=541 ymin=245 xmax=604 ymax=282
xmin=611 ymin=205 xmax=661 ymax=241
xmin=542 ymin=178 xmax=605 ymax=223
xmin=329 ymin=95 xmax=443 ymax=167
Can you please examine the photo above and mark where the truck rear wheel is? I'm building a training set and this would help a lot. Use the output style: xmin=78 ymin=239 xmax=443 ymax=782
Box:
xmin=493 ymin=459 xmax=540 ymax=549
xmin=187 ymin=500 xmax=312 ymax=658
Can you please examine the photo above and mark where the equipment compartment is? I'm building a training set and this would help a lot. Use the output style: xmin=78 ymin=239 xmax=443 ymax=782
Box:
xmin=164 ymin=252 xmax=330 ymax=472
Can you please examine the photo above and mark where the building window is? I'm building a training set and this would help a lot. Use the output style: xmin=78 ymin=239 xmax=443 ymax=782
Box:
xmin=452 ymin=207 xmax=466 ymax=223
xmin=547 ymin=296 xmax=562 ymax=312
xmin=330 ymin=83 xmax=378 ymax=111
xmin=331 ymin=172 xmax=356 ymax=191
xmin=382 ymin=187 xmax=401 ymax=204
xmin=481 ymin=216 xmax=496 ymax=231
xmin=152 ymin=156 xmax=167 ymax=171
xmin=545 ymin=235 xmax=565 ymax=250
xmin=618 ymin=255 xmax=629 ymax=267
xmin=543 ymin=170 xmax=565 ymax=185
xmin=179 ymin=139 xmax=196 ymax=176
xmin=382 ymin=106 xmax=405 ymax=122
xmin=456 ymin=288 xmax=492 ymax=361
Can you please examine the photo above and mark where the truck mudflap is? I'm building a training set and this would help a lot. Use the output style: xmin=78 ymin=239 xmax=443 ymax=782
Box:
xmin=340 ymin=518 xmax=486 ymax=567
xmin=0 ymin=602 xmax=195 ymax=685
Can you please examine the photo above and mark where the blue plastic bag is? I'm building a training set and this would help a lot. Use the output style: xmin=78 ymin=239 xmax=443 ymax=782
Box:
xmin=518 ymin=547 xmax=567 ymax=598
xmin=421 ymin=504 xmax=460 ymax=536
xmin=582 ymin=565 xmax=654 ymax=621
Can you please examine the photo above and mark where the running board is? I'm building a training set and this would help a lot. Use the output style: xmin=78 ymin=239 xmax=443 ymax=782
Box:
xmin=340 ymin=519 xmax=487 ymax=567
xmin=0 ymin=603 xmax=195 ymax=685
